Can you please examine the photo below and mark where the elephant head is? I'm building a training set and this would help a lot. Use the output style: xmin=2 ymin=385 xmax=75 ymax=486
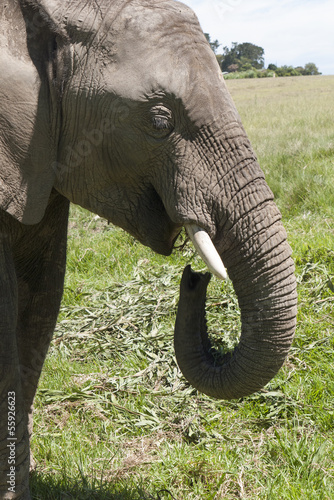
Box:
xmin=2 ymin=0 xmax=297 ymax=400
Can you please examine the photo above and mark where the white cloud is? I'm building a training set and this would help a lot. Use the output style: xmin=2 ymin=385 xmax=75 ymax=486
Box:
xmin=182 ymin=0 xmax=334 ymax=74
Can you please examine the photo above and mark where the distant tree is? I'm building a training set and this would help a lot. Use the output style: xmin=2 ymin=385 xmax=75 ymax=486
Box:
xmin=221 ymin=42 xmax=265 ymax=72
xmin=295 ymin=66 xmax=306 ymax=75
xmin=275 ymin=65 xmax=289 ymax=76
xmin=220 ymin=41 xmax=239 ymax=71
xmin=204 ymin=33 xmax=220 ymax=54
xmin=204 ymin=34 xmax=322 ymax=78
xmin=239 ymin=60 xmax=253 ymax=71
xmin=304 ymin=62 xmax=321 ymax=75
xmin=272 ymin=63 xmax=321 ymax=77
xmin=237 ymin=43 xmax=265 ymax=69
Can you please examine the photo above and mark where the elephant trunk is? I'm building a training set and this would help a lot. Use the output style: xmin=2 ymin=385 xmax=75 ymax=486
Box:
xmin=174 ymin=196 xmax=297 ymax=400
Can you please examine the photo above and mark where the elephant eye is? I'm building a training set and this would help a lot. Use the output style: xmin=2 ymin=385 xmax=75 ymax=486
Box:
xmin=152 ymin=115 xmax=171 ymax=130
xmin=149 ymin=106 xmax=174 ymax=138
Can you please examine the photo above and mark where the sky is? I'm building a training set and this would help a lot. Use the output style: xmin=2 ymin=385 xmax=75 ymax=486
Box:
xmin=183 ymin=0 xmax=334 ymax=75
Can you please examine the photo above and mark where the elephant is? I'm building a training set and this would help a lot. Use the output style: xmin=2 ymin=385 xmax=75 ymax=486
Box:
xmin=0 ymin=0 xmax=297 ymax=498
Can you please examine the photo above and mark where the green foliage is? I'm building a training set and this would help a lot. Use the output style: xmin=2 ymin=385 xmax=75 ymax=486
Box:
xmin=304 ymin=63 xmax=321 ymax=75
xmin=206 ymin=34 xmax=321 ymax=79
xmin=224 ymin=62 xmax=321 ymax=80
xmin=275 ymin=65 xmax=300 ymax=77
xmin=220 ymin=42 xmax=265 ymax=72
xmin=204 ymin=33 xmax=220 ymax=54
xmin=31 ymin=76 xmax=334 ymax=499
xmin=224 ymin=69 xmax=276 ymax=80
xmin=272 ymin=63 xmax=321 ymax=77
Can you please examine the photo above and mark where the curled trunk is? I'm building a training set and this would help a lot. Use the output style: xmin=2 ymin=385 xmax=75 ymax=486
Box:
xmin=174 ymin=203 xmax=297 ymax=400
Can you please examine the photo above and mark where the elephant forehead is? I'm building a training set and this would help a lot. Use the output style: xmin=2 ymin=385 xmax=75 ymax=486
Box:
xmin=106 ymin=4 xmax=205 ymax=78
xmin=107 ymin=56 xmax=237 ymax=129
xmin=101 ymin=2 xmax=231 ymax=125
xmin=115 ymin=0 xmax=201 ymax=36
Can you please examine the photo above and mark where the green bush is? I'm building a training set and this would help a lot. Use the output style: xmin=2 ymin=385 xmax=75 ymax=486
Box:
xmin=224 ymin=68 xmax=275 ymax=80
xmin=222 ymin=62 xmax=321 ymax=80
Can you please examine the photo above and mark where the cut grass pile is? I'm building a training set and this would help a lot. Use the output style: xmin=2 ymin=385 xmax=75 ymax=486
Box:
xmin=31 ymin=76 xmax=334 ymax=499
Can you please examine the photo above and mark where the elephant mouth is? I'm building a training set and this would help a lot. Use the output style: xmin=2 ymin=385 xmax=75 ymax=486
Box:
xmin=148 ymin=220 xmax=226 ymax=281
xmin=143 ymin=197 xmax=226 ymax=276
xmin=147 ymin=225 xmax=182 ymax=256
xmin=147 ymin=224 xmax=227 ymax=286
xmin=132 ymin=185 xmax=183 ymax=256
xmin=144 ymin=188 xmax=226 ymax=275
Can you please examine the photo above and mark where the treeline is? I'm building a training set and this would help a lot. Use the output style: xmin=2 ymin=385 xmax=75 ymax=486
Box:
xmin=223 ymin=62 xmax=321 ymax=80
xmin=205 ymin=36 xmax=321 ymax=79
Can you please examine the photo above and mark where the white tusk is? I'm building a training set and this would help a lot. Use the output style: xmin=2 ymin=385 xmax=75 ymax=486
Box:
xmin=185 ymin=224 xmax=227 ymax=280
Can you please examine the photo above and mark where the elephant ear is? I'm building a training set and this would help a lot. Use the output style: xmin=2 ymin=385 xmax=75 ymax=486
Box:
xmin=0 ymin=1 xmax=70 ymax=224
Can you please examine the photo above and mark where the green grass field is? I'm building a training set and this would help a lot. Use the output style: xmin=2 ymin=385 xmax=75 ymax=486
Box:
xmin=31 ymin=76 xmax=334 ymax=499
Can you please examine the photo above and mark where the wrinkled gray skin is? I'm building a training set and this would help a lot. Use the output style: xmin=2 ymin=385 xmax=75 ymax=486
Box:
xmin=0 ymin=0 xmax=297 ymax=497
